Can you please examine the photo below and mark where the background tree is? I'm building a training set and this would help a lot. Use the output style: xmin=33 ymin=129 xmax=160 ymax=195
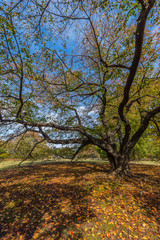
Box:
xmin=131 ymin=125 xmax=160 ymax=160
xmin=5 ymin=132 xmax=52 ymax=161
xmin=0 ymin=140 xmax=9 ymax=161
xmin=0 ymin=0 xmax=160 ymax=175
xmin=76 ymin=145 xmax=100 ymax=159
xmin=51 ymin=146 xmax=76 ymax=159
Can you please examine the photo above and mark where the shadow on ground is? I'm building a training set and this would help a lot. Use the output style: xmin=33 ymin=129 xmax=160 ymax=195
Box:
xmin=0 ymin=163 xmax=108 ymax=239
xmin=0 ymin=163 xmax=159 ymax=239
xmin=124 ymin=164 xmax=160 ymax=225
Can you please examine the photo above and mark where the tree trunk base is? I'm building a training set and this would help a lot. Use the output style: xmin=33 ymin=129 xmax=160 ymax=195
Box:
xmin=109 ymin=165 xmax=131 ymax=177
xmin=107 ymin=153 xmax=131 ymax=177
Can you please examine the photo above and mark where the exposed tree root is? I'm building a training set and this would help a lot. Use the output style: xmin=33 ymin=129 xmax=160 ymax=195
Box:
xmin=108 ymin=166 xmax=132 ymax=178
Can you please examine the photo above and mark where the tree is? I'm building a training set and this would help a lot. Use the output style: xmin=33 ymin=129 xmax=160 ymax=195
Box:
xmin=51 ymin=146 xmax=76 ymax=159
xmin=131 ymin=126 xmax=160 ymax=160
xmin=76 ymin=145 xmax=100 ymax=159
xmin=0 ymin=0 xmax=160 ymax=175
xmin=0 ymin=140 xmax=9 ymax=161
xmin=5 ymin=132 xmax=52 ymax=161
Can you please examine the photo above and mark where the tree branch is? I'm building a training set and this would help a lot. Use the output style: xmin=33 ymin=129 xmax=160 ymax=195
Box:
xmin=151 ymin=119 xmax=160 ymax=136
xmin=129 ymin=106 xmax=160 ymax=148
xmin=38 ymin=126 xmax=86 ymax=144
xmin=19 ymin=138 xmax=46 ymax=167
xmin=71 ymin=139 xmax=91 ymax=160
xmin=118 ymin=0 xmax=156 ymax=152
xmin=118 ymin=0 xmax=156 ymax=123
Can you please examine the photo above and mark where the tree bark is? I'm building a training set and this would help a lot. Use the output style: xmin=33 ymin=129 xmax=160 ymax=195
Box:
xmin=107 ymin=152 xmax=131 ymax=176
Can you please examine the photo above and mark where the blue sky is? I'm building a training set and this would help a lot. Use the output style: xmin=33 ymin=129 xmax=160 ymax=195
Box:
xmin=0 ymin=0 xmax=159 ymax=144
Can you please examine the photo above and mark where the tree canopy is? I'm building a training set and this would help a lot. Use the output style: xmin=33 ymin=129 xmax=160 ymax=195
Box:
xmin=0 ymin=0 xmax=160 ymax=174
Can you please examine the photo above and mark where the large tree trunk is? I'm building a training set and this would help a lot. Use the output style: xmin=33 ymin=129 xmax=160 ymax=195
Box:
xmin=107 ymin=152 xmax=131 ymax=176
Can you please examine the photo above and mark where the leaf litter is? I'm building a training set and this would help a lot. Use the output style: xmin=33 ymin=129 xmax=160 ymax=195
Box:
xmin=0 ymin=163 xmax=159 ymax=239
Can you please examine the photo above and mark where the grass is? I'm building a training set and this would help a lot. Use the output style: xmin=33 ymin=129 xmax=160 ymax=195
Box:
xmin=0 ymin=158 xmax=159 ymax=171
xmin=0 ymin=162 xmax=160 ymax=239
xmin=0 ymin=159 xmax=58 ymax=171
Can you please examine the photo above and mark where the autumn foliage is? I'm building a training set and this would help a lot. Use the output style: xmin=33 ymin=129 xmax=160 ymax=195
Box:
xmin=0 ymin=0 xmax=160 ymax=174
xmin=0 ymin=163 xmax=159 ymax=239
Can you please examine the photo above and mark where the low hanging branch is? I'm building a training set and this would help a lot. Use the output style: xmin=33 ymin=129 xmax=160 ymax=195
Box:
xmin=71 ymin=139 xmax=91 ymax=161
xmin=129 ymin=106 xmax=160 ymax=149
xmin=0 ymin=0 xmax=159 ymax=175
xmin=18 ymin=139 xmax=46 ymax=167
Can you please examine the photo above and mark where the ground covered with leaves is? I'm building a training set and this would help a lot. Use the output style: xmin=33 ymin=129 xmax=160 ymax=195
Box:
xmin=0 ymin=163 xmax=159 ymax=239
